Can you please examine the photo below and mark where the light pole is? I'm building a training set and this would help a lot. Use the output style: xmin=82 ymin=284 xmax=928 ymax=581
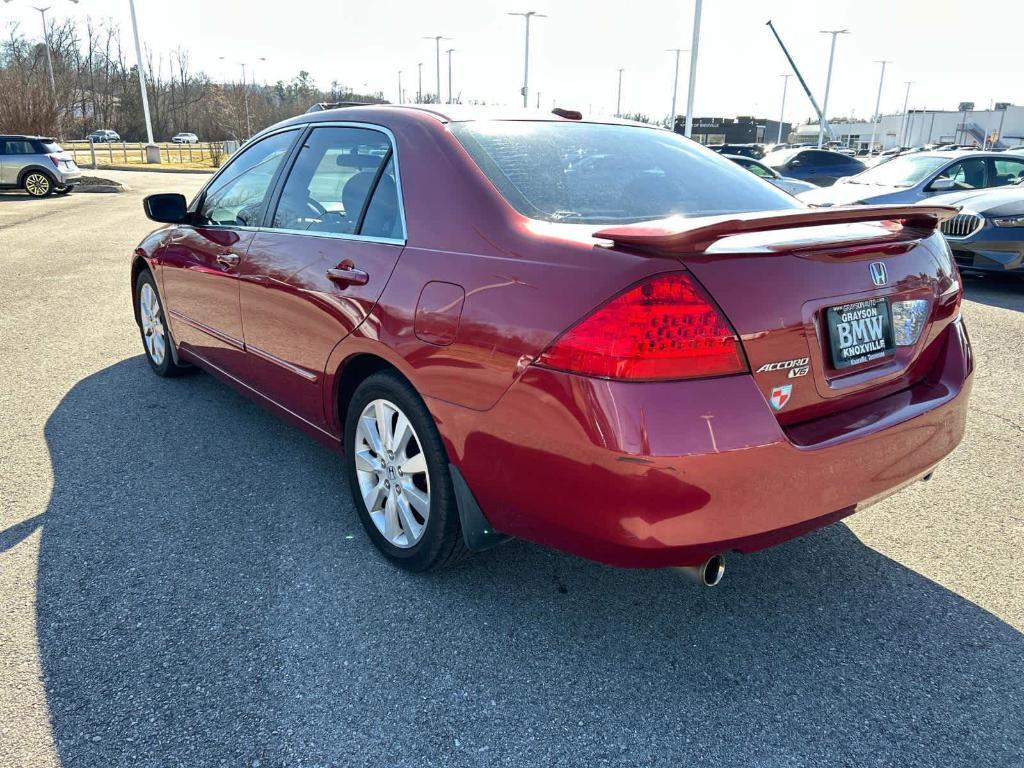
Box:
xmin=777 ymin=74 xmax=791 ymax=144
xmin=868 ymin=59 xmax=891 ymax=155
xmin=397 ymin=70 xmax=403 ymax=104
xmin=446 ymin=48 xmax=454 ymax=104
xmin=683 ymin=0 xmax=702 ymax=139
xmin=898 ymin=81 xmax=912 ymax=147
xmin=222 ymin=56 xmax=252 ymax=139
xmin=29 ymin=6 xmax=61 ymax=136
xmin=417 ymin=62 xmax=423 ymax=102
xmin=615 ymin=68 xmax=623 ymax=117
xmin=666 ymin=48 xmax=686 ymax=131
xmin=508 ymin=11 xmax=546 ymax=108
xmin=817 ymin=28 xmax=849 ymax=149
xmin=422 ymin=35 xmax=451 ymax=104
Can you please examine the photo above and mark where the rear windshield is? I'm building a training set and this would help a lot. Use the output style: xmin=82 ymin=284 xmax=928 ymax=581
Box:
xmin=39 ymin=141 xmax=62 ymax=153
xmin=451 ymin=121 xmax=799 ymax=224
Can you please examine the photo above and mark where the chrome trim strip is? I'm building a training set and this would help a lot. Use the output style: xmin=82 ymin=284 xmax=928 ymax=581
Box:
xmin=247 ymin=343 xmax=319 ymax=382
xmin=254 ymin=226 xmax=404 ymax=246
xmin=182 ymin=347 xmax=338 ymax=442
xmin=167 ymin=308 xmax=245 ymax=350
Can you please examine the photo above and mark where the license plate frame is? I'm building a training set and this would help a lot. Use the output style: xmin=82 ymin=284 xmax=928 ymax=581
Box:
xmin=825 ymin=297 xmax=895 ymax=369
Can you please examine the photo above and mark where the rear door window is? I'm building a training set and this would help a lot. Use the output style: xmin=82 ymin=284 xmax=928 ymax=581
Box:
xmin=991 ymin=158 xmax=1024 ymax=186
xmin=451 ymin=121 xmax=797 ymax=224
xmin=3 ymin=140 xmax=36 ymax=155
xmin=937 ymin=158 xmax=988 ymax=189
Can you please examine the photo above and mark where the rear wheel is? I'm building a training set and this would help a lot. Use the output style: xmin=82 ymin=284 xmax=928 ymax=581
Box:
xmin=344 ymin=371 xmax=469 ymax=571
xmin=135 ymin=270 xmax=188 ymax=377
xmin=23 ymin=172 xmax=53 ymax=197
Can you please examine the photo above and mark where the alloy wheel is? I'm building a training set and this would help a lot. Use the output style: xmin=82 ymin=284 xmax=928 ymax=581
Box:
xmin=354 ymin=398 xmax=431 ymax=548
xmin=25 ymin=173 xmax=51 ymax=197
xmin=139 ymin=282 xmax=167 ymax=365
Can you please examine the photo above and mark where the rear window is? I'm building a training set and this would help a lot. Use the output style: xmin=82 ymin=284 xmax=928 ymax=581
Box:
xmin=38 ymin=141 xmax=62 ymax=153
xmin=451 ymin=121 xmax=799 ymax=224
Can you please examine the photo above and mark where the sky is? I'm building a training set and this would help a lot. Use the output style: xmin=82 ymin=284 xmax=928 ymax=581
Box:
xmin=3 ymin=0 xmax=1023 ymax=125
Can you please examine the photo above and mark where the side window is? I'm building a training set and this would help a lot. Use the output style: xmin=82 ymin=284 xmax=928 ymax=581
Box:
xmin=937 ymin=158 xmax=987 ymax=189
xmin=992 ymin=159 xmax=1024 ymax=186
xmin=4 ymin=140 xmax=35 ymax=155
xmin=360 ymin=157 xmax=402 ymax=239
xmin=271 ymin=126 xmax=391 ymax=235
xmin=746 ymin=161 xmax=773 ymax=179
xmin=197 ymin=130 xmax=297 ymax=227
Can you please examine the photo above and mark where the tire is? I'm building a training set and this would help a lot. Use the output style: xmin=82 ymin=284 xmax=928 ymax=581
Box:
xmin=23 ymin=171 xmax=54 ymax=197
xmin=135 ymin=269 xmax=188 ymax=377
xmin=344 ymin=371 xmax=470 ymax=571
xmin=54 ymin=185 xmax=73 ymax=196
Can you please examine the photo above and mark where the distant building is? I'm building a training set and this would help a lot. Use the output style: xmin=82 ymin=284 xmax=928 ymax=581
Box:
xmin=673 ymin=115 xmax=793 ymax=146
xmin=794 ymin=104 xmax=1024 ymax=151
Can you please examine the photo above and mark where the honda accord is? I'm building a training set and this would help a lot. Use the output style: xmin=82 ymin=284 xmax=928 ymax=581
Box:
xmin=131 ymin=106 xmax=972 ymax=583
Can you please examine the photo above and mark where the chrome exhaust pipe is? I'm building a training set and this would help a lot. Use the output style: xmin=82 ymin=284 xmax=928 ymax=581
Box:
xmin=680 ymin=554 xmax=726 ymax=587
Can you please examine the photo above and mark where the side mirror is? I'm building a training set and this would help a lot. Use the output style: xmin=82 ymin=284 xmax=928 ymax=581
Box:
xmin=143 ymin=193 xmax=189 ymax=224
xmin=929 ymin=178 xmax=956 ymax=192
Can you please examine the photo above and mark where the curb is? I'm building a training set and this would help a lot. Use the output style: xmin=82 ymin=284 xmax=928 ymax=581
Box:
xmin=75 ymin=184 xmax=129 ymax=193
xmin=87 ymin=164 xmax=215 ymax=175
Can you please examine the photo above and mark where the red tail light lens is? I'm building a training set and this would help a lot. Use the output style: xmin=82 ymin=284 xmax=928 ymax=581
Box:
xmin=536 ymin=273 xmax=747 ymax=380
xmin=47 ymin=154 xmax=61 ymax=168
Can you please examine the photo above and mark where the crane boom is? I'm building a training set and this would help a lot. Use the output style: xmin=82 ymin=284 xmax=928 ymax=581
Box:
xmin=765 ymin=20 xmax=835 ymax=142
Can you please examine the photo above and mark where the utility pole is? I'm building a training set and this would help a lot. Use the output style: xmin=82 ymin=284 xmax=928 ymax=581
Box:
xmin=446 ymin=48 xmax=454 ymax=104
xmin=666 ymin=48 xmax=685 ymax=131
xmin=868 ymin=60 xmax=891 ymax=155
xmin=616 ymin=68 xmax=624 ymax=117
xmin=30 ymin=6 xmax=61 ymax=138
xmin=397 ymin=70 xmax=403 ymax=104
xmin=422 ymin=35 xmax=451 ymax=103
xmin=684 ymin=0 xmax=702 ymax=138
xmin=817 ymin=29 xmax=849 ymax=149
xmin=777 ymin=74 xmax=791 ymax=144
xmin=898 ymin=81 xmax=912 ymax=147
xmin=509 ymin=11 xmax=546 ymax=108
xmin=240 ymin=62 xmax=251 ymax=138
xmin=417 ymin=62 xmax=423 ymax=102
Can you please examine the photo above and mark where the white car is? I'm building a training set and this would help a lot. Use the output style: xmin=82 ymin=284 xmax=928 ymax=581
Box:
xmin=725 ymin=154 xmax=818 ymax=196
xmin=171 ymin=132 xmax=199 ymax=144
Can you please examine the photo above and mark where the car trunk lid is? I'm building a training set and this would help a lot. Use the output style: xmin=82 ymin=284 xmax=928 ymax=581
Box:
xmin=594 ymin=206 xmax=961 ymax=425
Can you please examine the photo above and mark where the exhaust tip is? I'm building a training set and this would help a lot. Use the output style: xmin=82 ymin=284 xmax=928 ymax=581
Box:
xmin=681 ymin=554 xmax=726 ymax=587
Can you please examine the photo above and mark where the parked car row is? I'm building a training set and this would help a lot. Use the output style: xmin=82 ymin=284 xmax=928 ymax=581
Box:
xmin=85 ymin=129 xmax=201 ymax=143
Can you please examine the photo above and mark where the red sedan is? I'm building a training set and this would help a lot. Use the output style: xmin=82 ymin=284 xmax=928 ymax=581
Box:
xmin=132 ymin=106 xmax=972 ymax=584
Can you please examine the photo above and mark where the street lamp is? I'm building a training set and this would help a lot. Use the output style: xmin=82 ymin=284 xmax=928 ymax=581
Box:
xmin=777 ymin=74 xmax=791 ymax=144
xmin=817 ymin=28 xmax=849 ymax=149
xmin=898 ymin=81 xmax=912 ymax=147
xmin=683 ymin=0 xmax=702 ymax=139
xmin=421 ymin=35 xmax=451 ymax=104
xmin=508 ymin=11 xmax=546 ymax=108
xmin=397 ymin=70 xmax=403 ymax=104
xmin=615 ymin=68 xmax=624 ymax=117
xmin=446 ymin=48 xmax=455 ymax=104
xmin=417 ymin=62 xmax=423 ymax=102
xmin=868 ymin=60 xmax=891 ymax=155
xmin=666 ymin=48 xmax=686 ymax=131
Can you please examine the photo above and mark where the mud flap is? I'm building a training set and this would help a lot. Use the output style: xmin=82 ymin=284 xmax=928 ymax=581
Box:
xmin=449 ymin=464 xmax=510 ymax=551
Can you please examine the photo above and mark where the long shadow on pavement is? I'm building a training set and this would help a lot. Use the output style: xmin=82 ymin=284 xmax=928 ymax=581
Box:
xmin=29 ymin=358 xmax=1024 ymax=768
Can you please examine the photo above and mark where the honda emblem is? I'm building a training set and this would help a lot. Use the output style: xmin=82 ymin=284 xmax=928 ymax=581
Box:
xmin=869 ymin=261 xmax=888 ymax=287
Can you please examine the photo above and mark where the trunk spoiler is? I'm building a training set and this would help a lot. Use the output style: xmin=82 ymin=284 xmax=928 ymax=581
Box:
xmin=592 ymin=205 xmax=957 ymax=254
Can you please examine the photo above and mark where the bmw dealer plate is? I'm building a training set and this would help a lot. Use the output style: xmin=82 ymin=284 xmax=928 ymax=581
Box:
xmin=826 ymin=298 xmax=895 ymax=369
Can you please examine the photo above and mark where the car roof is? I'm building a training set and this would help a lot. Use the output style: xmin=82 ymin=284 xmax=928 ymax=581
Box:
xmin=0 ymin=134 xmax=54 ymax=141
xmin=909 ymin=150 xmax=1023 ymax=160
xmin=287 ymin=103 xmax=656 ymax=128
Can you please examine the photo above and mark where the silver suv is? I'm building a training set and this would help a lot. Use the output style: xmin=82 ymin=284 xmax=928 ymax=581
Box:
xmin=0 ymin=135 xmax=82 ymax=197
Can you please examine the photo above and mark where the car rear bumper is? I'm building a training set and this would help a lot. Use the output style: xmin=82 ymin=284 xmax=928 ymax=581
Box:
xmin=433 ymin=318 xmax=972 ymax=567
xmin=54 ymin=168 xmax=82 ymax=185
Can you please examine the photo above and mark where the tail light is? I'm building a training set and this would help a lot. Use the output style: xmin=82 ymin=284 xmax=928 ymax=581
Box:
xmin=47 ymin=154 xmax=61 ymax=168
xmin=536 ymin=272 xmax=747 ymax=381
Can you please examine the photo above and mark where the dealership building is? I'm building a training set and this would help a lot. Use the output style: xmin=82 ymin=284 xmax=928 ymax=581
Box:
xmin=673 ymin=115 xmax=793 ymax=146
xmin=793 ymin=104 xmax=1024 ymax=151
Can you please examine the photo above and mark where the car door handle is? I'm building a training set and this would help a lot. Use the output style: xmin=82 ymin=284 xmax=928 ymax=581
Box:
xmin=327 ymin=266 xmax=369 ymax=286
xmin=216 ymin=253 xmax=240 ymax=268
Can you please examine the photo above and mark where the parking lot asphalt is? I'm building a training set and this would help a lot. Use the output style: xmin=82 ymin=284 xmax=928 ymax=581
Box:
xmin=1 ymin=171 xmax=1022 ymax=768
